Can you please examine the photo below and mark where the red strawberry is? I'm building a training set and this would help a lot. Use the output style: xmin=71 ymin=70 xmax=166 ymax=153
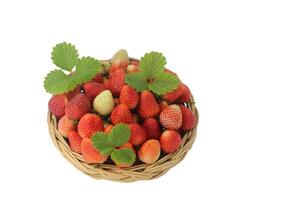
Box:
xmin=159 ymin=104 xmax=182 ymax=129
xmin=104 ymin=124 xmax=114 ymax=134
xmin=163 ymin=84 xmax=185 ymax=103
xmin=92 ymin=73 xmax=103 ymax=83
xmin=108 ymin=69 xmax=125 ymax=96
xmin=160 ymin=130 xmax=181 ymax=153
xmin=138 ymin=90 xmax=160 ymax=119
xmin=179 ymin=105 xmax=197 ymax=131
xmin=113 ymin=98 xmax=120 ymax=106
xmin=119 ymin=85 xmax=139 ymax=109
xmin=128 ymin=124 xmax=147 ymax=146
xmin=78 ymin=113 xmax=104 ymax=138
xmin=159 ymin=100 xmax=168 ymax=112
xmin=83 ymin=82 xmax=106 ymax=102
xmin=81 ymin=138 xmax=108 ymax=164
xmin=142 ymin=118 xmax=161 ymax=139
xmin=177 ymin=84 xmax=192 ymax=103
xmin=67 ymin=131 xmax=82 ymax=154
xmin=103 ymin=78 xmax=110 ymax=89
xmin=65 ymin=93 xmax=91 ymax=120
xmin=58 ymin=115 xmax=76 ymax=137
xmin=138 ymin=139 xmax=161 ymax=164
xmin=110 ymin=104 xmax=133 ymax=125
xmin=48 ymin=94 xmax=68 ymax=118
xmin=65 ymin=86 xmax=81 ymax=100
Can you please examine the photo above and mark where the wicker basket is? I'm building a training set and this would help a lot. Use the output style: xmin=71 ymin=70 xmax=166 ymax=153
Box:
xmin=47 ymin=59 xmax=199 ymax=182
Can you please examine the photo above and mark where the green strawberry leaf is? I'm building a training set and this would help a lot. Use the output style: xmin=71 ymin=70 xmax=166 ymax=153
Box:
xmin=140 ymin=52 xmax=166 ymax=78
xmin=43 ymin=69 xmax=77 ymax=94
xmin=109 ymin=124 xmax=131 ymax=147
xmin=51 ymin=42 xmax=79 ymax=71
xmin=74 ymin=57 xmax=100 ymax=84
xmin=125 ymin=72 xmax=148 ymax=92
xmin=111 ymin=148 xmax=136 ymax=165
xmin=92 ymin=133 xmax=115 ymax=156
xmin=148 ymin=72 xmax=180 ymax=95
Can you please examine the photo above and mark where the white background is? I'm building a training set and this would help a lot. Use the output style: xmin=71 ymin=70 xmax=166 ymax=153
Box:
xmin=0 ymin=0 xmax=299 ymax=199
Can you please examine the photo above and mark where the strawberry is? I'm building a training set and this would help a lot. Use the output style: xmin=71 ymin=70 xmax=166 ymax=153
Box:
xmin=92 ymin=73 xmax=103 ymax=83
xmin=119 ymin=85 xmax=139 ymax=109
xmin=65 ymin=86 xmax=81 ymax=100
xmin=177 ymin=84 xmax=192 ymax=103
xmin=93 ymin=90 xmax=114 ymax=115
xmin=159 ymin=101 xmax=168 ymax=112
xmin=104 ymin=124 xmax=114 ymax=134
xmin=160 ymin=130 xmax=181 ymax=153
xmin=138 ymin=139 xmax=161 ymax=164
xmin=65 ymin=93 xmax=91 ymax=120
xmin=78 ymin=113 xmax=104 ymax=138
xmin=138 ymin=90 xmax=160 ymax=119
xmin=58 ymin=115 xmax=76 ymax=137
xmin=159 ymin=104 xmax=182 ymax=129
xmin=108 ymin=69 xmax=125 ymax=96
xmin=126 ymin=64 xmax=139 ymax=73
xmin=179 ymin=105 xmax=197 ymax=131
xmin=128 ymin=124 xmax=147 ymax=146
xmin=163 ymin=83 xmax=185 ymax=103
xmin=113 ymin=98 xmax=120 ymax=106
xmin=67 ymin=131 xmax=82 ymax=154
xmin=110 ymin=104 xmax=133 ymax=125
xmin=103 ymin=78 xmax=110 ymax=89
xmin=81 ymin=138 xmax=108 ymax=164
xmin=110 ymin=49 xmax=129 ymax=73
xmin=142 ymin=118 xmax=161 ymax=139
xmin=48 ymin=94 xmax=68 ymax=118
xmin=83 ymin=82 xmax=106 ymax=102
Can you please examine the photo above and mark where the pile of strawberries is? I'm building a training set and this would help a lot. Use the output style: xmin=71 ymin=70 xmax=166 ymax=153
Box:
xmin=48 ymin=49 xmax=196 ymax=167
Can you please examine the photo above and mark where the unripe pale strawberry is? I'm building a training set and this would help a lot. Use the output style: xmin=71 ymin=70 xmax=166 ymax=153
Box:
xmin=111 ymin=49 xmax=129 ymax=72
xmin=83 ymin=82 xmax=106 ymax=102
xmin=65 ymin=93 xmax=91 ymax=120
xmin=67 ymin=131 xmax=82 ymax=154
xmin=81 ymin=138 xmax=108 ymax=164
xmin=138 ymin=139 xmax=161 ymax=164
xmin=58 ymin=115 xmax=76 ymax=137
xmin=128 ymin=124 xmax=147 ymax=146
xmin=78 ymin=113 xmax=104 ymax=138
xmin=160 ymin=130 xmax=182 ymax=153
xmin=163 ymin=83 xmax=185 ymax=103
xmin=177 ymin=84 xmax=192 ymax=103
xmin=119 ymin=85 xmax=139 ymax=109
xmin=49 ymin=94 xmax=68 ymax=118
xmin=108 ymin=69 xmax=125 ymax=96
xmin=138 ymin=90 xmax=160 ymax=119
xmin=110 ymin=104 xmax=133 ymax=125
xmin=179 ymin=105 xmax=196 ymax=131
xmin=93 ymin=90 xmax=114 ymax=115
xmin=159 ymin=104 xmax=182 ymax=129
xmin=142 ymin=118 xmax=161 ymax=139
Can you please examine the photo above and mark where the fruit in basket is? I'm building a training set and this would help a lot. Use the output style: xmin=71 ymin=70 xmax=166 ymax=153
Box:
xmin=93 ymin=90 xmax=114 ymax=115
xmin=160 ymin=130 xmax=182 ymax=153
xmin=45 ymin=43 xmax=196 ymax=169
xmin=159 ymin=104 xmax=182 ymax=129
xmin=138 ymin=139 xmax=161 ymax=164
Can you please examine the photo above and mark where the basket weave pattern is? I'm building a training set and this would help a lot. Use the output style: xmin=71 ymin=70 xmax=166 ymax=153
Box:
xmin=47 ymin=59 xmax=199 ymax=182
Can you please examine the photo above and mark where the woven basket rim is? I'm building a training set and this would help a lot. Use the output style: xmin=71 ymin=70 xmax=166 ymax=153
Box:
xmin=47 ymin=58 xmax=199 ymax=182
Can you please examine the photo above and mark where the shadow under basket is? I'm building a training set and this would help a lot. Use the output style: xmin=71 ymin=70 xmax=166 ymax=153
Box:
xmin=47 ymin=59 xmax=199 ymax=182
